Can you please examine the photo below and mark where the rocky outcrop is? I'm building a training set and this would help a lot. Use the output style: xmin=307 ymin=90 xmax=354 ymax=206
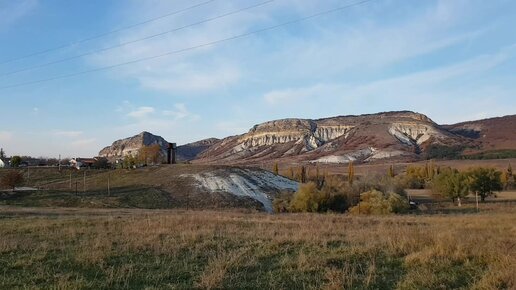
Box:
xmin=99 ymin=131 xmax=169 ymax=159
xmin=99 ymin=132 xmax=218 ymax=161
xmin=233 ymin=119 xmax=354 ymax=154
xmin=388 ymin=122 xmax=446 ymax=146
xmin=195 ymin=111 xmax=467 ymax=164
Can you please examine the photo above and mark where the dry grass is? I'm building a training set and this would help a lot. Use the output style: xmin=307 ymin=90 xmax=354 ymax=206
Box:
xmin=1 ymin=205 xmax=515 ymax=289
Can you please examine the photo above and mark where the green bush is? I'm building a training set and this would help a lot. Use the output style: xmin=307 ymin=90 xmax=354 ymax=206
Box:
xmin=286 ymin=178 xmax=351 ymax=213
xmin=349 ymin=190 xmax=409 ymax=215
xmin=289 ymin=183 xmax=320 ymax=212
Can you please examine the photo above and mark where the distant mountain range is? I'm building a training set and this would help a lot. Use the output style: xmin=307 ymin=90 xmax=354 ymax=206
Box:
xmin=99 ymin=111 xmax=516 ymax=164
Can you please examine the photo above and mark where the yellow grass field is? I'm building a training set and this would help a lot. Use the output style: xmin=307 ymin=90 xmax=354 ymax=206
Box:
xmin=1 ymin=205 xmax=515 ymax=289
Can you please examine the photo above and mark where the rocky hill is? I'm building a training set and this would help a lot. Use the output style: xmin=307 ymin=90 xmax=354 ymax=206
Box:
xmin=99 ymin=111 xmax=515 ymax=164
xmin=194 ymin=111 xmax=479 ymax=164
xmin=98 ymin=132 xmax=218 ymax=162
xmin=99 ymin=131 xmax=169 ymax=159
xmin=177 ymin=138 xmax=220 ymax=161
xmin=443 ymin=114 xmax=516 ymax=153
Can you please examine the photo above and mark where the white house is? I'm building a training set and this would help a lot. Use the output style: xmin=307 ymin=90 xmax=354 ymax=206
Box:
xmin=0 ymin=159 xmax=5 ymax=168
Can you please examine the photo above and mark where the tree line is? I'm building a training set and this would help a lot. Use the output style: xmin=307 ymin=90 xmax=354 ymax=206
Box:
xmin=271 ymin=161 xmax=513 ymax=214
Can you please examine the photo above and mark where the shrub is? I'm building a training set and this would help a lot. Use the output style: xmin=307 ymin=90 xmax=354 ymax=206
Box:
xmin=272 ymin=192 xmax=293 ymax=213
xmin=289 ymin=182 xmax=320 ymax=212
xmin=355 ymin=174 xmax=407 ymax=197
xmin=349 ymin=190 xmax=409 ymax=215
xmin=287 ymin=178 xmax=351 ymax=213
xmin=0 ymin=171 xmax=24 ymax=190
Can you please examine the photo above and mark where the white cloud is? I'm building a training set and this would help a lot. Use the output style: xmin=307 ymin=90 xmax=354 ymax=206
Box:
xmin=127 ymin=106 xmax=155 ymax=118
xmin=261 ymin=44 xmax=516 ymax=123
xmin=163 ymin=103 xmax=200 ymax=121
xmin=139 ymin=65 xmax=240 ymax=93
xmin=264 ymin=83 xmax=346 ymax=105
xmin=53 ymin=130 xmax=83 ymax=138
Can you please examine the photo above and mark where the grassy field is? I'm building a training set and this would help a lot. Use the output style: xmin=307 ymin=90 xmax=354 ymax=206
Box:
xmin=1 ymin=205 xmax=515 ymax=289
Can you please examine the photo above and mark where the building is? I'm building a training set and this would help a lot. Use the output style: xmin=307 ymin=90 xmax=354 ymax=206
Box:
xmin=70 ymin=158 xmax=97 ymax=170
xmin=70 ymin=157 xmax=109 ymax=170
xmin=0 ymin=159 xmax=5 ymax=168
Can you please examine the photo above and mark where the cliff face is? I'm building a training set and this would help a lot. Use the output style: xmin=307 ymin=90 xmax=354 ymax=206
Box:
xmin=98 ymin=111 xmax=515 ymax=165
xmin=194 ymin=111 xmax=466 ymax=164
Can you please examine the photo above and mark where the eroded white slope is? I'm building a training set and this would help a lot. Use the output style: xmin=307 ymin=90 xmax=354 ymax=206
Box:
xmin=182 ymin=169 xmax=298 ymax=212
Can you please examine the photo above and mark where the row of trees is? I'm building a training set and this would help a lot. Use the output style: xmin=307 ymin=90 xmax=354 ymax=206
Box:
xmin=275 ymin=161 xmax=357 ymax=187
xmin=273 ymin=169 xmax=409 ymax=214
xmin=403 ymin=162 xmax=514 ymax=191
xmin=272 ymin=161 xmax=511 ymax=213
xmin=433 ymin=167 xmax=503 ymax=206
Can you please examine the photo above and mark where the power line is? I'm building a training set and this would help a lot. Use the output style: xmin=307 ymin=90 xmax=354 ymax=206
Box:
xmin=0 ymin=0 xmax=375 ymax=90
xmin=0 ymin=0 xmax=216 ymax=66
xmin=0 ymin=0 xmax=274 ymax=78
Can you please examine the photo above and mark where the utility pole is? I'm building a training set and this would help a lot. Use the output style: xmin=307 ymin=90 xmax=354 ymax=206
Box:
xmin=58 ymin=154 xmax=61 ymax=172
xmin=27 ymin=167 xmax=30 ymax=185
xmin=69 ymin=172 xmax=72 ymax=189
xmin=83 ymin=171 xmax=86 ymax=193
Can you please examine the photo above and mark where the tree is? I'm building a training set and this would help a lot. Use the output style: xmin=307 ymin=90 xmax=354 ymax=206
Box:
xmin=504 ymin=163 xmax=514 ymax=190
xmin=273 ymin=162 xmax=279 ymax=175
xmin=468 ymin=167 xmax=503 ymax=202
xmin=123 ymin=155 xmax=137 ymax=169
xmin=388 ymin=165 xmax=395 ymax=178
xmin=138 ymin=144 xmax=162 ymax=165
xmin=299 ymin=166 xmax=307 ymax=183
xmin=0 ymin=148 xmax=5 ymax=159
xmin=433 ymin=168 xmax=469 ymax=206
xmin=403 ymin=165 xmax=428 ymax=189
xmin=94 ymin=158 xmax=110 ymax=169
xmin=428 ymin=161 xmax=435 ymax=180
xmin=348 ymin=161 xmax=354 ymax=186
xmin=10 ymin=156 xmax=22 ymax=167
xmin=0 ymin=171 xmax=24 ymax=190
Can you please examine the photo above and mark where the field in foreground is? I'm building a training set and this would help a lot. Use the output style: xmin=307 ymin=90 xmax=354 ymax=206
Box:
xmin=1 ymin=206 xmax=515 ymax=289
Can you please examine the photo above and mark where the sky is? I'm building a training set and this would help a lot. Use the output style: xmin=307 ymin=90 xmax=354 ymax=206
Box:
xmin=0 ymin=0 xmax=515 ymax=158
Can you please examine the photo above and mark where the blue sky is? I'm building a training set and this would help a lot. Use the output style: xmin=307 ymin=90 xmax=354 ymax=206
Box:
xmin=0 ymin=0 xmax=515 ymax=157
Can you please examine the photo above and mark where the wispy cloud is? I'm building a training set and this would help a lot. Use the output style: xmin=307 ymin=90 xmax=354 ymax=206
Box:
xmin=262 ymin=44 xmax=516 ymax=123
xmin=0 ymin=0 xmax=38 ymax=31
xmin=163 ymin=103 xmax=200 ymax=121
xmin=127 ymin=106 xmax=155 ymax=118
